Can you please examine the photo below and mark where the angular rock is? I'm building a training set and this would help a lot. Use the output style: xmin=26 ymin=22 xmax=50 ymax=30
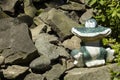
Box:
xmin=35 ymin=33 xmax=70 ymax=60
xmin=38 ymin=8 xmax=80 ymax=40
xmin=43 ymin=64 xmax=66 ymax=80
xmin=30 ymin=24 xmax=46 ymax=42
xmin=24 ymin=0 xmax=37 ymax=17
xmin=64 ymin=63 xmax=120 ymax=80
xmin=30 ymin=19 xmax=47 ymax=41
xmin=79 ymin=9 xmax=93 ymax=24
xmin=62 ymin=36 xmax=81 ymax=50
xmin=0 ymin=18 xmax=38 ymax=64
xmin=0 ymin=0 xmax=18 ymax=12
xmin=30 ymin=55 xmax=51 ymax=72
xmin=60 ymin=1 xmax=85 ymax=11
xmin=45 ymin=0 xmax=65 ymax=8
xmin=70 ymin=0 xmax=85 ymax=3
xmin=68 ymin=11 xmax=80 ymax=23
xmin=0 ymin=55 xmax=5 ymax=65
xmin=24 ymin=73 xmax=45 ymax=80
xmin=3 ymin=65 xmax=28 ymax=79
xmin=0 ymin=8 xmax=10 ymax=19
xmin=17 ymin=14 xmax=33 ymax=27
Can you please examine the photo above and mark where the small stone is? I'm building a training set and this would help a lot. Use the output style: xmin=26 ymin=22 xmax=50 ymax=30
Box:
xmin=0 ymin=56 xmax=5 ymax=65
xmin=24 ymin=73 xmax=45 ymax=80
xmin=30 ymin=55 xmax=51 ymax=72
xmin=17 ymin=14 xmax=33 ymax=27
xmin=60 ymin=1 xmax=85 ymax=11
xmin=43 ymin=64 xmax=66 ymax=80
xmin=38 ymin=8 xmax=80 ymax=40
xmin=62 ymin=36 xmax=81 ymax=50
xmin=35 ymin=33 xmax=70 ymax=60
xmin=3 ymin=65 xmax=28 ymax=79
xmin=79 ymin=9 xmax=93 ymax=24
xmin=0 ymin=0 xmax=18 ymax=12
xmin=24 ymin=0 xmax=37 ymax=17
xmin=30 ymin=24 xmax=46 ymax=42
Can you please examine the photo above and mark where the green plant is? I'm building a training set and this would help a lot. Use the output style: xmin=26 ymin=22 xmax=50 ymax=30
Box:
xmin=103 ymin=38 xmax=120 ymax=63
xmin=103 ymin=38 xmax=120 ymax=80
xmin=88 ymin=0 xmax=120 ymax=41
xmin=111 ymin=69 xmax=120 ymax=80
xmin=88 ymin=0 xmax=120 ymax=79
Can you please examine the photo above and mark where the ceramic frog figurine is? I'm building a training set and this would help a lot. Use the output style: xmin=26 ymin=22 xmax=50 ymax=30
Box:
xmin=71 ymin=18 xmax=114 ymax=67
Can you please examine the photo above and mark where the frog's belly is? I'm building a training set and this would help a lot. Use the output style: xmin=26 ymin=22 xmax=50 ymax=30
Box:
xmin=85 ymin=46 xmax=100 ymax=59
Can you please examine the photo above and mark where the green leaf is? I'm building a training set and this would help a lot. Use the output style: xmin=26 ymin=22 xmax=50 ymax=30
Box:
xmin=117 ymin=13 xmax=120 ymax=18
xmin=112 ymin=10 xmax=117 ymax=17
xmin=99 ymin=0 xmax=105 ymax=5
xmin=88 ymin=0 xmax=97 ymax=6
xmin=113 ymin=77 xmax=119 ymax=80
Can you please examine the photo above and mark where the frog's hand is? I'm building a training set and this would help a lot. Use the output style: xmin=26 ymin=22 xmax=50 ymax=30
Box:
xmin=73 ymin=52 xmax=83 ymax=60
xmin=73 ymin=52 xmax=84 ymax=67
xmin=106 ymin=48 xmax=115 ymax=62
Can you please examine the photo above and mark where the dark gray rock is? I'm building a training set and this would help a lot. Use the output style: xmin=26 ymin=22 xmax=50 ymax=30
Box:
xmin=43 ymin=64 xmax=66 ymax=80
xmin=0 ymin=0 xmax=18 ymax=12
xmin=35 ymin=33 xmax=70 ymax=60
xmin=17 ymin=14 xmax=33 ymax=27
xmin=60 ymin=1 xmax=85 ymax=11
xmin=24 ymin=73 xmax=45 ymax=80
xmin=38 ymin=8 xmax=80 ymax=40
xmin=0 ymin=18 xmax=38 ymax=64
xmin=30 ymin=55 xmax=51 ymax=72
xmin=64 ymin=63 xmax=120 ymax=80
xmin=68 ymin=11 xmax=80 ymax=23
xmin=3 ymin=65 xmax=28 ymax=79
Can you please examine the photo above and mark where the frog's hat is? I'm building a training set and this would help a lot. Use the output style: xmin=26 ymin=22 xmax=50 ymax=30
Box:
xmin=71 ymin=18 xmax=111 ymax=41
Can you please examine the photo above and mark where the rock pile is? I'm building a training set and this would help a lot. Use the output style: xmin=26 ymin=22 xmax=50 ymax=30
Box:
xmin=0 ymin=0 xmax=119 ymax=80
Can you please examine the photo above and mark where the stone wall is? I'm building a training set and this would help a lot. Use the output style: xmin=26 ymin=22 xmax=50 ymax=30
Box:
xmin=0 ymin=0 xmax=119 ymax=80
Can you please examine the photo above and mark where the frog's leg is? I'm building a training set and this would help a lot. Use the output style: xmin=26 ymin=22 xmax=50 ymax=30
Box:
xmin=106 ymin=48 xmax=115 ymax=62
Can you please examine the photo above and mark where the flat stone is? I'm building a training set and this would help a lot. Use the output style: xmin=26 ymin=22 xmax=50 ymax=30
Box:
xmin=43 ymin=64 xmax=66 ymax=80
xmin=30 ymin=55 xmax=51 ymax=72
xmin=3 ymin=65 xmax=28 ymax=79
xmin=35 ymin=33 xmax=70 ymax=60
xmin=60 ymin=1 xmax=85 ymax=11
xmin=64 ymin=63 xmax=120 ymax=80
xmin=79 ymin=9 xmax=93 ymax=24
xmin=30 ymin=24 xmax=46 ymax=42
xmin=24 ymin=73 xmax=45 ymax=80
xmin=38 ymin=8 xmax=80 ymax=40
xmin=0 ymin=18 xmax=38 ymax=64
xmin=62 ymin=36 xmax=81 ymax=50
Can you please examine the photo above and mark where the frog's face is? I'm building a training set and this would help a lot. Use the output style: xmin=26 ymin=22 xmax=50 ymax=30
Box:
xmin=85 ymin=19 xmax=97 ymax=28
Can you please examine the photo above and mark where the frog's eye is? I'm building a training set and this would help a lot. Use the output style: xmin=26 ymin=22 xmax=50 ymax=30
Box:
xmin=85 ymin=18 xmax=97 ymax=28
